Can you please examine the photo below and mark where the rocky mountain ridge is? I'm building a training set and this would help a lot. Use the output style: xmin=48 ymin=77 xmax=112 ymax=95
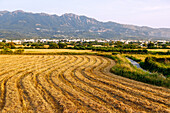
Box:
xmin=0 ymin=10 xmax=170 ymax=40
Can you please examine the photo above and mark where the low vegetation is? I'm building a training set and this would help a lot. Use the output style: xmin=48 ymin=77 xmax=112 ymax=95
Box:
xmin=111 ymin=55 xmax=170 ymax=88
xmin=0 ymin=48 xmax=24 ymax=54
xmin=125 ymin=55 xmax=142 ymax=62
xmin=140 ymin=57 xmax=170 ymax=77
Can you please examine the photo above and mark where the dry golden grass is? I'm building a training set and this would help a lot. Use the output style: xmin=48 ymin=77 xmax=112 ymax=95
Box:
xmin=147 ymin=49 xmax=170 ymax=52
xmin=0 ymin=49 xmax=95 ymax=53
xmin=123 ymin=54 xmax=170 ymax=61
xmin=24 ymin=49 xmax=95 ymax=53
xmin=0 ymin=55 xmax=169 ymax=113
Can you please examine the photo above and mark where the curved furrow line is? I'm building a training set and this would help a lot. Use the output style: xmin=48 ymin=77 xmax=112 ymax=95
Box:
xmin=20 ymin=72 xmax=55 ymax=113
xmin=99 ymin=57 xmax=170 ymax=98
xmin=0 ymin=55 xmax=48 ymax=83
xmin=87 ymin=56 xmax=169 ymax=100
xmin=34 ymin=56 xmax=82 ymax=112
xmin=0 ymin=71 xmax=24 ymax=112
xmin=85 ymin=57 xmax=146 ymax=112
xmin=30 ymin=56 xmax=71 ymax=112
xmin=80 ymin=65 xmax=148 ymax=112
xmin=0 ymin=59 xmax=47 ymax=112
xmin=16 ymin=56 xmax=63 ymax=112
xmin=84 ymin=57 xmax=170 ymax=112
xmin=44 ymin=56 xmax=89 ymax=112
xmin=0 ymin=55 xmax=169 ymax=113
xmin=75 ymin=69 xmax=148 ymax=112
xmin=0 ymin=56 xmax=41 ymax=76
xmin=62 ymin=56 xmax=136 ymax=113
xmin=0 ymin=55 xmax=24 ymax=65
xmin=16 ymin=72 xmax=36 ymax=113
xmin=93 ymin=57 xmax=170 ymax=106
xmin=32 ymin=55 xmax=67 ymax=87
xmin=56 ymin=56 xmax=115 ymax=112
xmin=48 ymin=58 xmax=91 ymax=111
xmin=49 ymin=56 xmax=106 ymax=112
xmin=68 ymin=56 xmax=148 ymax=113
xmin=69 ymin=56 xmax=165 ymax=112
xmin=100 ymin=57 xmax=170 ymax=94
xmin=84 ymin=68 xmax=168 ymax=113
xmin=0 ymin=55 xmax=56 ymax=77
xmin=0 ymin=56 xmax=34 ymax=71
xmin=1 ymin=55 xmax=66 ymax=111
xmin=95 ymin=57 xmax=168 ymax=110
xmin=15 ymin=56 xmax=62 ymax=112
xmin=1 ymin=55 xmax=57 ymax=112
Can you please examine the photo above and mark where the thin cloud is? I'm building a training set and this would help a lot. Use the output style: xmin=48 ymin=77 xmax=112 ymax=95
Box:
xmin=142 ymin=6 xmax=170 ymax=11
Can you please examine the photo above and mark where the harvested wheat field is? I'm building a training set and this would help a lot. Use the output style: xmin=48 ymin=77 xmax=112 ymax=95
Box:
xmin=0 ymin=55 xmax=169 ymax=113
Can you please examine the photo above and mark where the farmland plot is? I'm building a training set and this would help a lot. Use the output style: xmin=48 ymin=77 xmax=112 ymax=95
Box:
xmin=0 ymin=55 xmax=169 ymax=113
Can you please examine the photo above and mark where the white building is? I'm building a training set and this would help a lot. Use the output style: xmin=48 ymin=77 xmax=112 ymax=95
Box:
xmin=97 ymin=40 xmax=106 ymax=43
xmin=12 ymin=40 xmax=22 ymax=44
xmin=22 ymin=39 xmax=35 ymax=43
xmin=68 ymin=39 xmax=81 ymax=42
xmin=36 ymin=39 xmax=59 ymax=43
xmin=5 ymin=40 xmax=12 ymax=43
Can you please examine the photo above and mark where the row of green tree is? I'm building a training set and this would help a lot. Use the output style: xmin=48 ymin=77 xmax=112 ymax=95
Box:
xmin=68 ymin=46 xmax=148 ymax=54
xmin=0 ymin=42 xmax=67 ymax=49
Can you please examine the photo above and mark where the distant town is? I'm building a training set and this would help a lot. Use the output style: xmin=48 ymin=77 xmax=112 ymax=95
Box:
xmin=0 ymin=38 xmax=170 ymax=50
xmin=0 ymin=38 xmax=169 ymax=45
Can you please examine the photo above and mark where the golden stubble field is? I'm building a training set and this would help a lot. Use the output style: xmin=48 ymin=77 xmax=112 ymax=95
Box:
xmin=0 ymin=55 xmax=169 ymax=113
xmin=18 ymin=49 xmax=95 ymax=53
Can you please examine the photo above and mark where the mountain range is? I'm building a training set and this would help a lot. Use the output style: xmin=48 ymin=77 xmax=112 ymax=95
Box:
xmin=0 ymin=10 xmax=170 ymax=40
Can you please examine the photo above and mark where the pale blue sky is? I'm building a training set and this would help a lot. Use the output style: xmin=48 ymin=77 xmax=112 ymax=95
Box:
xmin=0 ymin=0 xmax=170 ymax=28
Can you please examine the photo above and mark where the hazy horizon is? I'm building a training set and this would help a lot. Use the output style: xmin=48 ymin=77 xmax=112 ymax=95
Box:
xmin=0 ymin=0 xmax=170 ymax=28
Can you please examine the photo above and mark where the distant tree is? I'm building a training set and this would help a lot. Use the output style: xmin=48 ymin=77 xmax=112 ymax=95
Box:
xmin=83 ymin=43 xmax=89 ymax=47
xmin=6 ymin=42 xmax=16 ymax=49
xmin=162 ymin=44 xmax=167 ymax=49
xmin=115 ymin=41 xmax=123 ymax=48
xmin=2 ymin=47 xmax=13 ymax=54
xmin=14 ymin=49 xmax=24 ymax=54
xmin=0 ymin=42 xmax=5 ymax=46
xmin=58 ymin=42 xmax=67 ymax=49
xmin=123 ymin=44 xmax=137 ymax=49
xmin=2 ymin=40 xmax=6 ymax=43
xmin=103 ymin=43 xmax=109 ymax=47
xmin=143 ymin=43 xmax=147 ymax=47
xmin=147 ymin=42 xmax=155 ymax=49
xmin=49 ymin=43 xmax=59 ymax=49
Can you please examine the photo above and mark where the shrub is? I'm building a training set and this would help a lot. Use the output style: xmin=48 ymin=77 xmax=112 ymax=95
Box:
xmin=112 ymin=52 xmax=119 ymax=55
xmin=141 ymin=57 xmax=170 ymax=77
xmin=0 ymin=47 xmax=13 ymax=54
xmin=14 ymin=49 xmax=25 ymax=54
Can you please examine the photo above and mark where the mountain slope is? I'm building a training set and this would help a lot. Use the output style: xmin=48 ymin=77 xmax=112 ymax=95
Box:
xmin=0 ymin=10 xmax=170 ymax=40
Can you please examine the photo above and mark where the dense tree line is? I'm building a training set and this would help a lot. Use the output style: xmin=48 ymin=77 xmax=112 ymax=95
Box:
xmin=0 ymin=42 xmax=67 ymax=49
